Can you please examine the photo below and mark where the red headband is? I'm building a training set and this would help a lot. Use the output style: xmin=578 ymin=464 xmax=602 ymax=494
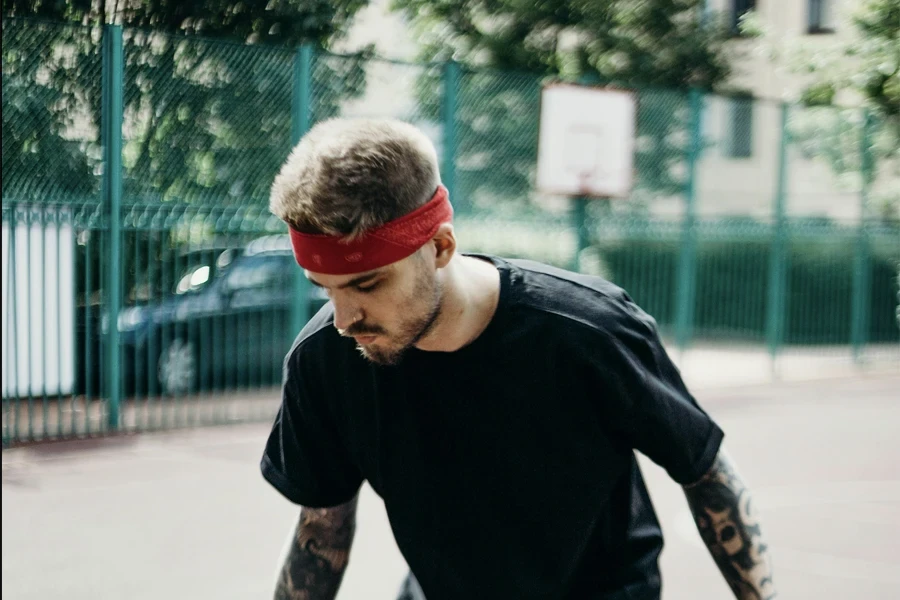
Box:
xmin=289 ymin=186 xmax=453 ymax=275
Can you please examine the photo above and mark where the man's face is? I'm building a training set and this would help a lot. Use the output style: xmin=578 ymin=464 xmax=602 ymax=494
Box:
xmin=306 ymin=251 xmax=442 ymax=365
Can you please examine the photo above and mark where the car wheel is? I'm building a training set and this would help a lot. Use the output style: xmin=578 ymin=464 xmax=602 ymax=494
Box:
xmin=157 ymin=338 xmax=197 ymax=396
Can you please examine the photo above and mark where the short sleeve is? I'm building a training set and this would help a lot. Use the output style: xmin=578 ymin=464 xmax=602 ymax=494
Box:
xmin=260 ymin=346 xmax=363 ymax=507
xmin=582 ymin=296 xmax=724 ymax=485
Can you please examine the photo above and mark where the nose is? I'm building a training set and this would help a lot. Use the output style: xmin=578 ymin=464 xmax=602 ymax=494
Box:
xmin=331 ymin=296 xmax=361 ymax=332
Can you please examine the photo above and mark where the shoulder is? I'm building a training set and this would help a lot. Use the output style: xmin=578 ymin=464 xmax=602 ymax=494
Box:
xmin=494 ymin=256 xmax=659 ymax=344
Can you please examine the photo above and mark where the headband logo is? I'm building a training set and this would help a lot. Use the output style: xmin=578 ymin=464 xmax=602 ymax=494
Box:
xmin=345 ymin=252 xmax=363 ymax=263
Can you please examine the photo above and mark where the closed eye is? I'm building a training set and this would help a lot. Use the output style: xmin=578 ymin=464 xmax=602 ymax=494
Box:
xmin=355 ymin=282 xmax=379 ymax=293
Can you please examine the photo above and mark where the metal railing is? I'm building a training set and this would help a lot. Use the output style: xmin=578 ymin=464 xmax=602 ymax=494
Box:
xmin=3 ymin=18 xmax=898 ymax=446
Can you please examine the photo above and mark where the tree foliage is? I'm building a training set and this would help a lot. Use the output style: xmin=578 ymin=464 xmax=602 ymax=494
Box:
xmin=2 ymin=0 xmax=371 ymax=308
xmin=392 ymin=0 xmax=736 ymax=209
xmin=2 ymin=19 xmax=100 ymax=202
xmin=2 ymin=0 xmax=370 ymax=206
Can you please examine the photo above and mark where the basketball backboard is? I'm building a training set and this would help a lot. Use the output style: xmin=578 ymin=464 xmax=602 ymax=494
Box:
xmin=536 ymin=84 xmax=637 ymax=198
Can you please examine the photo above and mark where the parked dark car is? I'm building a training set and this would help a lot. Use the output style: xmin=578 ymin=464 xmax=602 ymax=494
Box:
xmin=128 ymin=244 xmax=241 ymax=304
xmin=100 ymin=235 xmax=328 ymax=396
xmin=75 ymin=244 xmax=243 ymax=396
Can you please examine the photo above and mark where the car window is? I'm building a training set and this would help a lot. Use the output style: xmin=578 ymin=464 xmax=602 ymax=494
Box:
xmin=221 ymin=255 xmax=293 ymax=293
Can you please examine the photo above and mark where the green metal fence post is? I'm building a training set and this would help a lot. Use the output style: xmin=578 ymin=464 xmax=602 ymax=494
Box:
xmin=290 ymin=44 xmax=314 ymax=162
xmin=442 ymin=60 xmax=460 ymax=210
xmin=675 ymin=88 xmax=703 ymax=350
xmin=766 ymin=102 xmax=790 ymax=361
xmin=851 ymin=109 xmax=874 ymax=361
xmin=570 ymin=198 xmax=590 ymax=272
xmin=570 ymin=74 xmax=602 ymax=273
xmin=102 ymin=24 xmax=125 ymax=430
xmin=290 ymin=43 xmax=315 ymax=337
xmin=6 ymin=208 xmax=20 ymax=444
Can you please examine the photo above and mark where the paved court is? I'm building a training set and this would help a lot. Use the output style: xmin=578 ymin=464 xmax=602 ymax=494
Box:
xmin=3 ymin=372 xmax=899 ymax=599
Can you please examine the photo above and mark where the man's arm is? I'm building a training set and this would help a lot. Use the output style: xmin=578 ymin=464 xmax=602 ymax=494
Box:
xmin=274 ymin=493 xmax=359 ymax=600
xmin=682 ymin=448 xmax=776 ymax=600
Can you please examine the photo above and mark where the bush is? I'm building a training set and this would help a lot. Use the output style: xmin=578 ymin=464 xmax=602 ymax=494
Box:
xmin=598 ymin=234 xmax=899 ymax=344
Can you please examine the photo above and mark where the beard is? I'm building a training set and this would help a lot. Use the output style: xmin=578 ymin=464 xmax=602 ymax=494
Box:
xmin=354 ymin=268 xmax=443 ymax=366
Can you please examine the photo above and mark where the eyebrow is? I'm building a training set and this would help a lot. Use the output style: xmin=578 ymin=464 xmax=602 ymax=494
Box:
xmin=306 ymin=272 xmax=381 ymax=290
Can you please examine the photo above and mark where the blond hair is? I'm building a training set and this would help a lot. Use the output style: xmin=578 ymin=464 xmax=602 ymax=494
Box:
xmin=269 ymin=118 xmax=442 ymax=239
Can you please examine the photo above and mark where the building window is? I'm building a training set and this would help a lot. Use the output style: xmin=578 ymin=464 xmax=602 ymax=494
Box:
xmin=808 ymin=0 xmax=836 ymax=34
xmin=725 ymin=96 xmax=753 ymax=158
xmin=731 ymin=0 xmax=756 ymax=35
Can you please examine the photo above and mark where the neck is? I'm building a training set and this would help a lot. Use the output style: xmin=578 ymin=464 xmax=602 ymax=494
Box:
xmin=414 ymin=254 xmax=500 ymax=353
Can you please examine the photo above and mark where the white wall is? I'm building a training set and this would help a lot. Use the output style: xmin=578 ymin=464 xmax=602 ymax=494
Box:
xmin=688 ymin=0 xmax=867 ymax=221
xmin=695 ymin=95 xmax=864 ymax=221
xmin=712 ymin=0 xmax=858 ymax=100
xmin=2 ymin=209 xmax=76 ymax=398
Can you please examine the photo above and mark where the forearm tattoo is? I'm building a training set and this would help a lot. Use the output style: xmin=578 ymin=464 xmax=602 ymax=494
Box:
xmin=274 ymin=495 xmax=358 ymax=600
xmin=683 ymin=451 xmax=776 ymax=600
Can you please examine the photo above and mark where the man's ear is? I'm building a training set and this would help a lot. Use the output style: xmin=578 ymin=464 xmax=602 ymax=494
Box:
xmin=432 ymin=223 xmax=456 ymax=268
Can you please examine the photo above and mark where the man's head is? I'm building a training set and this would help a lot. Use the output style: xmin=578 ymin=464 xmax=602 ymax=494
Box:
xmin=270 ymin=118 xmax=453 ymax=365
xmin=270 ymin=118 xmax=441 ymax=238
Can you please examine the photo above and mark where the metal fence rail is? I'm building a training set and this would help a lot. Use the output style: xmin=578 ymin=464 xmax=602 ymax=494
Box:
xmin=3 ymin=18 xmax=899 ymax=446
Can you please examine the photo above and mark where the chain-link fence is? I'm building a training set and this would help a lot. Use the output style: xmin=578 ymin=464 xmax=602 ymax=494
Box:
xmin=3 ymin=18 xmax=899 ymax=445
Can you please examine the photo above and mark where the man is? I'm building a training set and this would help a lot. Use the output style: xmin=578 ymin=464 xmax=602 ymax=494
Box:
xmin=261 ymin=118 xmax=776 ymax=600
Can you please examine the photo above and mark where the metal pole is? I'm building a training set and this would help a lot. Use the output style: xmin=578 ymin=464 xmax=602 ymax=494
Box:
xmin=766 ymin=102 xmax=790 ymax=365
xmin=850 ymin=109 xmax=873 ymax=361
xmin=442 ymin=60 xmax=460 ymax=211
xmin=570 ymin=197 xmax=590 ymax=272
xmin=569 ymin=74 xmax=603 ymax=273
xmin=102 ymin=24 xmax=124 ymax=430
xmin=290 ymin=43 xmax=315 ymax=337
xmin=675 ymin=88 xmax=703 ymax=350
xmin=6 ymin=207 xmax=20 ymax=443
xmin=291 ymin=44 xmax=314 ymax=148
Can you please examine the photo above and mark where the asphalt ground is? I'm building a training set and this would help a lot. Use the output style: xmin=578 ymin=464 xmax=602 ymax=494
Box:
xmin=2 ymin=372 xmax=899 ymax=599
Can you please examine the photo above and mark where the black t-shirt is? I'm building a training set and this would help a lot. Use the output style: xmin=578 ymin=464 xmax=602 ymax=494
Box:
xmin=261 ymin=256 xmax=724 ymax=600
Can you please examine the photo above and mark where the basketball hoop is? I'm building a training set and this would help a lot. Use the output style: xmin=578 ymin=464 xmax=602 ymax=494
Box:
xmin=536 ymin=84 xmax=637 ymax=199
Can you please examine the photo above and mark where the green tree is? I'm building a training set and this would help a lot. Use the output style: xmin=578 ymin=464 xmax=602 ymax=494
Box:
xmin=2 ymin=1 xmax=371 ymax=310
xmin=2 ymin=0 xmax=370 ymax=206
xmin=392 ymin=0 xmax=736 ymax=211
xmin=2 ymin=16 xmax=100 ymax=203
